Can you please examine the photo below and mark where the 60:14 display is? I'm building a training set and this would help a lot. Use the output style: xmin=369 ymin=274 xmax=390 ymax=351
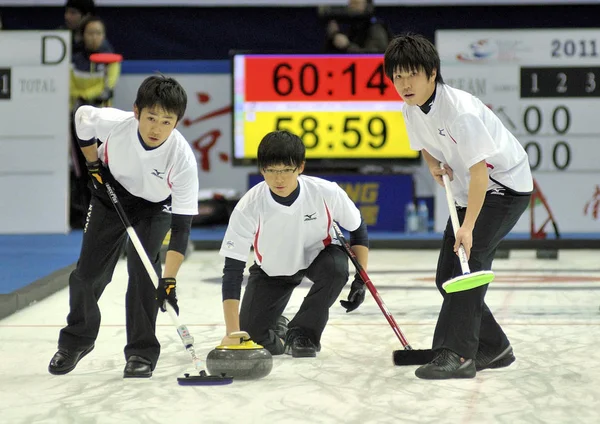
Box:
xmin=275 ymin=115 xmax=388 ymax=149
xmin=272 ymin=62 xmax=388 ymax=97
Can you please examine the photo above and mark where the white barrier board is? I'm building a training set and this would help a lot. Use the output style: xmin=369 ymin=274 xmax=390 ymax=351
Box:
xmin=0 ymin=31 xmax=70 ymax=234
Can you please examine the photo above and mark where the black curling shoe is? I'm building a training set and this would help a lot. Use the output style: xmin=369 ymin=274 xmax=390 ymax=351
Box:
xmin=123 ymin=355 xmax=152 ymax=378
xmin=415 ymin=348 xmax=476 ymax=380
xmin=475 ymin=345 xmax=515 ymax=371
xmin=48 ymin=344 xmax=95 ymax=375
xmin=274 ymin=315 xmax=290 ymax=340
xmin=284 ymin=328 xmax=320 ymax=358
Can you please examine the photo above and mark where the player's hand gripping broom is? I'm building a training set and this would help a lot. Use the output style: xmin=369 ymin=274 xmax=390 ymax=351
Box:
xmin=440 ymin=166 xmax=495 ymax=293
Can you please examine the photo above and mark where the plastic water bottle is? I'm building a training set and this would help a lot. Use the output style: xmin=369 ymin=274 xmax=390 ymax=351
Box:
xmin=405 ymin=202 xmax=418 ymax=233
xmin=417 ymin=200 xmax=429 ymax=233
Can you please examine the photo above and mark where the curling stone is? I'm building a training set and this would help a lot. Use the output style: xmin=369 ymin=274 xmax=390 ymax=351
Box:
xmin=206 ymin=331 xmax=273 ymax=380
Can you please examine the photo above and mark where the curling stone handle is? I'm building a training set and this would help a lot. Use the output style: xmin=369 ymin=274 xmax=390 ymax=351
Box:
xmin=228 ymin=331 xmax=251 ymax=342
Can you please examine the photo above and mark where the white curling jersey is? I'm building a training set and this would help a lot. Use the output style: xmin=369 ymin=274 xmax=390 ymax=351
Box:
xmin=75 ymin=106 xmax=199 ymax=215
xmin=403 ymin=83 xmax=533 ymax=206
xmin=219 ymin=175 xmax=362 ymax=277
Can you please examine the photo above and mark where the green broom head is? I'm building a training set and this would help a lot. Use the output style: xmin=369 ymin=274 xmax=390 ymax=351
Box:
xmin=442 ymin=270 xmax=495 ymax=293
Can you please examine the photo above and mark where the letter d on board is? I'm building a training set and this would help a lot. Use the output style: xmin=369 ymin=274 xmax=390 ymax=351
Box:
xmin=41 ymin=35 xmax=67 ymax=65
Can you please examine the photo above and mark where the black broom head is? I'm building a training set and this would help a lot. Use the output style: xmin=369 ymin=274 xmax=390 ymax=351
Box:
xmin=177 ymin=370 xmax=233 ymax=386
xmin=392 ymin=348 xmax=435 ymax=366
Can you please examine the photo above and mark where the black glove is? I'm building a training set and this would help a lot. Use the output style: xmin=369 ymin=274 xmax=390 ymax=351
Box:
xmin=157 ymin=277 xmax=179 ymax=315
xmin=86 ymin=159 xmax=111 ymax=190
xmin=340 ymin=275 xmax=366 ymax=313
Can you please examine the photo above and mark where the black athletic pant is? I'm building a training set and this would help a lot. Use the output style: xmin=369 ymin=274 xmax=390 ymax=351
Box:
xmin=239 ymin=244 xmax=349 ymax=355
xmin=58 ymin=183 xmax=171 ymax=369
xmin=432 ymin=190 xmax=531 ymax=359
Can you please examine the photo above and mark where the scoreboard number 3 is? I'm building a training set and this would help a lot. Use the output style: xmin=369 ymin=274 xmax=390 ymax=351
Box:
xmin=0 ymin=68 xmax=11 ymax=100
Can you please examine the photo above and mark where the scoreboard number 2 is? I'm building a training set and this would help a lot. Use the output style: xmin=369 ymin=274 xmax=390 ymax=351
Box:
xmin=0 ymin=68 xmax=11 ymax=100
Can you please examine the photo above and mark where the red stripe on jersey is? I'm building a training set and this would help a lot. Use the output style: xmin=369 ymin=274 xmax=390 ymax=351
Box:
xmin=253 ymin=220 xmax=263 ymax=263
xmin=104 ymin=137 xmax=110 ymax=164
xmin=322 ymin=202 xmax=332 ymax=247
xmin=486 ymin=162 xmax=495 ymax=170
xmin=445 ymin=127 xmax=458 ymax=144
xmin=167 ymin=168 xmax=173 ymax=189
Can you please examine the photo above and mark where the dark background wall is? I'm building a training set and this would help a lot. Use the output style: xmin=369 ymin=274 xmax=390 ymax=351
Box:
xmin=2 ymin=4 xmax=600 ymax=60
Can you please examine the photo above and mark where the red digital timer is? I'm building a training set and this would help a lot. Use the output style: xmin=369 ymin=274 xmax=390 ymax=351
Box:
xmin=244 ymin=55 xmax=401 ymax=102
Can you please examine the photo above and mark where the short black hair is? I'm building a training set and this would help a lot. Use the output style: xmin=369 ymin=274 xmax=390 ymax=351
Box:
xmin=257 ymin=130 xmax=306 ymax=170
xmin=134 ymin=75 xmax=187 ymax=121
xmin=384 ymin=33 xmax=444 ymax=84
xmin=65 ymin=0 xmax=95 ymax=16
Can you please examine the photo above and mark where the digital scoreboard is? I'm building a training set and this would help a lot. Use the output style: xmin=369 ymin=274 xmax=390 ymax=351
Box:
xmin=231 ymin=53 xmax=417 ymax=166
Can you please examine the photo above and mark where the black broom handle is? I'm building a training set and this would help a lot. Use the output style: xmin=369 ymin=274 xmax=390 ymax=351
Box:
xmin=103 ymin=181 xmax=203 ymax=370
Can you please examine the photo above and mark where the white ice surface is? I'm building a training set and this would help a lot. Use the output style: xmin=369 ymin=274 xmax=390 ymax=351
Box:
xmin=1 ymin=250 xmax=599 ymax=424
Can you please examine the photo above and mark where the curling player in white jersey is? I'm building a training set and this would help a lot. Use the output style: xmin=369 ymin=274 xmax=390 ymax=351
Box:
xmin=48 ymin=75 xmax=199 ymax=378
xmin=218 ymin=130 xmax=370 ymax=358
xmin=384 ymin=34 xmax=533 ymax=379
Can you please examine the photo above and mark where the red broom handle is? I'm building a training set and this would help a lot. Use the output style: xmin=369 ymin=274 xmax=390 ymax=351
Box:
xmin=332 ymin=221 xmax=412 ymax=349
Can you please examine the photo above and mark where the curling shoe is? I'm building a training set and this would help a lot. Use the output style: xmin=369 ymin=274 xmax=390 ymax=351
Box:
xmin=123 ymin=355 xmax=152 ymax=378
xmin=415 ymin=348 xmax=476 ymax=380
xmin=48 ymin=344 xmax=95 ymax=375
xmin=475 ymin=344 xmax=515 ymax=371
xmin=284 ymin=328 xmax=320 ymax=358
xmin=274 ymin=315 xmax=289 ymax=340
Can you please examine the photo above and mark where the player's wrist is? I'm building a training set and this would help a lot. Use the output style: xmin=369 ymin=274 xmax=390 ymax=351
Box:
xmin=159 ymin=277 xmax=177 ymax=285
xmin=461 ymin=219 xmax=475 ymax=231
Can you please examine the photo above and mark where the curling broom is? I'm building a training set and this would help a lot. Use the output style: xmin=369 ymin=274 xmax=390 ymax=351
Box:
xmin=331 ymin=222 xmax=434 ymax=366
xmin=104 ymin=181 xmax=232 ymax=385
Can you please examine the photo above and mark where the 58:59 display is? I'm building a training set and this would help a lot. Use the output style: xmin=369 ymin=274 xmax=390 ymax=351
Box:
xmin=275 ymin=115 xmax=387 ymax=150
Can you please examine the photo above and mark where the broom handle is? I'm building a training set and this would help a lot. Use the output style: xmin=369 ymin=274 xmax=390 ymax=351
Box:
xmin=104 ymin=181 xmax=203 ymax=371
xmin=441 ymin=166 xmax=471 ymax=275
xmin=331 ymin=221 xmax=412 ymax=349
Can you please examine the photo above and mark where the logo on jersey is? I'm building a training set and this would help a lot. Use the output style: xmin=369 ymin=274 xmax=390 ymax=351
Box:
xmin=438 ymin=128 xmax=446 ymax=136
xmin=162 ymin=205 xmax=172 ymax=213
xmin=225 ymin=240 xmax=235 ymax=249
xmin=490 ymin=188 xmax=505 ymax=196
xmin=152 ymin=169 xmax=165 ymax=179
xmin=304 ymin=212 xmax=317 ymax=221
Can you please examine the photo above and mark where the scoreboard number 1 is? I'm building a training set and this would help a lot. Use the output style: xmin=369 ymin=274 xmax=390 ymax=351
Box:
xmin=0 ymin=68 xmax=11 ymax=100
